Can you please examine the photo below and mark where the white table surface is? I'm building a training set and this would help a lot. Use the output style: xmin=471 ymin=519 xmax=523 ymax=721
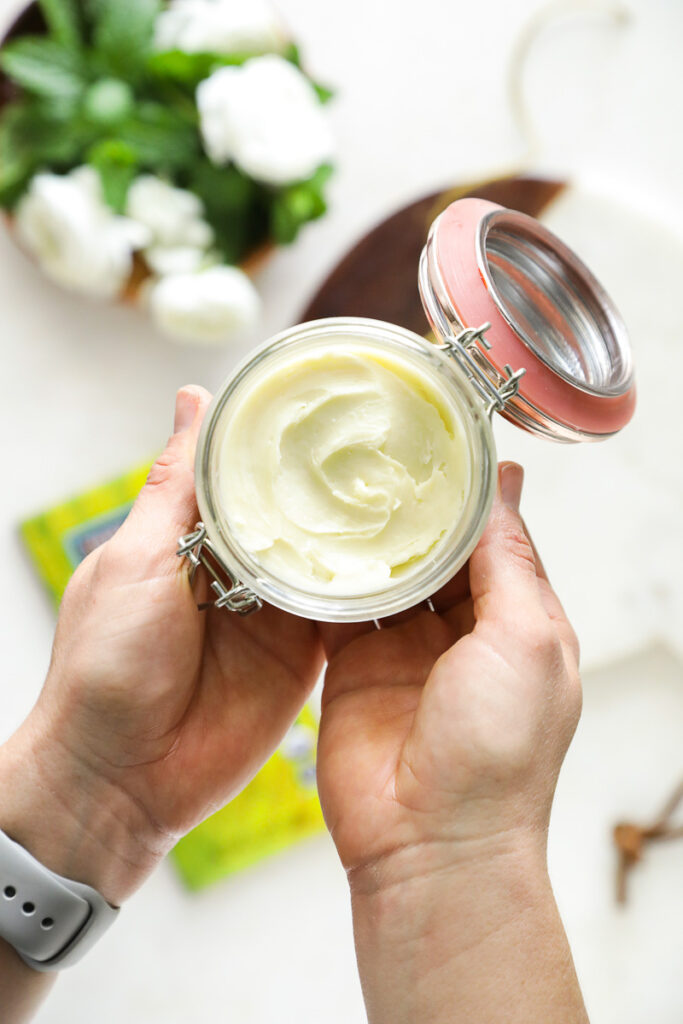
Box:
xmin=0 ymin=0 xmax=681 ymax=1020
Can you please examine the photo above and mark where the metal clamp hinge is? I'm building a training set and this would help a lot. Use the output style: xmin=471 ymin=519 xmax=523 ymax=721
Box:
xmin=177 ymin=523 xmax=263 ymax=616
xmin=436 ymin=322 xmax=526 ymax=417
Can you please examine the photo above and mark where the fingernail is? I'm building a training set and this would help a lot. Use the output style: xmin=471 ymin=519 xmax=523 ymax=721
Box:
xmin=500 ymin=463 xmax=524 ymax=511
xmin=174 ymin=388 xmax=199 ymax=433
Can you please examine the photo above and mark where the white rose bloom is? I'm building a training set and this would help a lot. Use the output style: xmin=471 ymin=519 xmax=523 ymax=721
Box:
xmin=148 ymin=265 xmax=260 ymax=343
xmin=197 ymin=55 xmax=334 ymax=185
xmin=126 ymin=175 xmax=214 ymax=277
xmin=15 ymin=167 xmax=149 ymax=298
xmin=144 ymin=246 xmax=208 ymax=276
xmin=154 ymin=0 xmax=282 ymax=55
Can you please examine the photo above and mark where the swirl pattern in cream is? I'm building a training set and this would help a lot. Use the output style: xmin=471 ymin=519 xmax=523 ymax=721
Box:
xmin=218 ymin=343 xmax=470 ymax=596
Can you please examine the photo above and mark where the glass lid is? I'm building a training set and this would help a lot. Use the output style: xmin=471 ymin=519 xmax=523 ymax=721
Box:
xmin=419 ymin=197 xmax=636 ymax=442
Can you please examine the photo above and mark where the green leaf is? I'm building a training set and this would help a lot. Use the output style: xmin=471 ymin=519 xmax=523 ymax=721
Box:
xmin=83 ymin=78 xmax=135 ymax=126
xmin=0 ymin=114 xmax=32 ymax=207
xmin=87 ymin=137 xmax=137 ymax=211
xmin=0 ymin=98 xmax=92 ymax=168
xmin=0 ymin=168 xmax=32 ymax=208
xmin=312 ymin=81 xmax=334 ymax=104
xmin=188 ymin=159 xmax=266 ymax=264
xmin=147 ymin=49 xmax=215 ymax=87
xmin=91 ymin=0 xmax=161 ymax=81
xmin=148 ymin=46 xmax=334 ymax=107
xmin=282 ymin=42 xmax=302 ymax=68
xmin=117 ymin=102 xmax=198 ymax=169
xmin=147 ymin=49 xmax=266 ymax=89
xmin=190 ymin=159 xmax=256 ymax=212
xmin=0 ymin=37 xmax=86 ymax=99
xmin=270 ymin=164 xmax=333 ymax=244
xmin=38 ymin=0 xmax=82 ymax=49
xmin=0 ymin=94 xmax=100 ymax=207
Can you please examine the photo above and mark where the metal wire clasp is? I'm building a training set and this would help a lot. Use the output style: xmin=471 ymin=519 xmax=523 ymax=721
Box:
xmin=177 ymin=523 xmax=263 ymax=616
xmin=435 ymin=322 xmax=527 ymax=417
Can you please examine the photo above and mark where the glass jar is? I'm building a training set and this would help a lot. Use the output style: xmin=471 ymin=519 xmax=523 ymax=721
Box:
xmin=178 ymin=197 xmax=636 ymax=622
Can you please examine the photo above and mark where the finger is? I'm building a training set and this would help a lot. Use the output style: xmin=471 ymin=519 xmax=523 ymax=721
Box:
xmin=517 ymin=512 xmax=567 ymax=625
xmin=471 ymin=463 xmax=579 ymax=663
xmin=317 ymin=621 xmax=376 ymax=660
xmin=380 ymin=543 xmax=473 ymax=628
xmin=516 ymin=511 xmax=577 ymax=660
xmin=521 ymin=514 xmax=549 ymax=583
xmin=321 ymin=611 xmax=455 ymax=706
xmin=113 ymin=386 xmax=213 ymax=576
xmin=469 ymin=461 xmax=547 ymax=629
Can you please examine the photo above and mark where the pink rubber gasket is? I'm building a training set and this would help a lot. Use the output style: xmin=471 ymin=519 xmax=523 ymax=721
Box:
xmin=433 ymin=198 xmax=636 ymax=436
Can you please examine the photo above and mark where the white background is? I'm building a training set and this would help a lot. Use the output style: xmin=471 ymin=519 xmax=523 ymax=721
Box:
xmin=0 ymin=0 xmax=681 ymax=1020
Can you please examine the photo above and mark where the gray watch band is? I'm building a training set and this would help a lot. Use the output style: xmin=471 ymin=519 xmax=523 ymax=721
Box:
xmin=0 ymin=829 xmax=119 ymax=971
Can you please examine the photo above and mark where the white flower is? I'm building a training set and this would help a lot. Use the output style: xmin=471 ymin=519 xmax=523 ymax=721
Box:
xmin=148 ymin=265 xmax=260 ymax=343
xmin=15 ymin=167 xmax=149 ymax=298
xmin=197 ymin=55 xmax=334 ymax=185
xmin=143 ymin=246 xmax=209 ymax=276
xmin=126 ymin=175 xmax=214 ymax=277
xmin=154 ymin=0 xmax=283 ymax=55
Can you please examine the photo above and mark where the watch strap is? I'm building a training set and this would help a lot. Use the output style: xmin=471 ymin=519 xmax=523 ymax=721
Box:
xmin=0 ymin=828 xmax=119 ymax=971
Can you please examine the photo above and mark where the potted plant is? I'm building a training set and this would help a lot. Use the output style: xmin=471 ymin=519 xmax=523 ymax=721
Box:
xmin=0 ymin=0 xmax=335 ymax=343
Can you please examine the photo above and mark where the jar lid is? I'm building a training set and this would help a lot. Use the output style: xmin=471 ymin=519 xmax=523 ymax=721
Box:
xmin=419 ymin=198 xmax=636 ymax=441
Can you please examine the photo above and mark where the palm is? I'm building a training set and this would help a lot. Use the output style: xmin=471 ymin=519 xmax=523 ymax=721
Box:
xmin=316 ymin=610 xmax=461 ymax=872
xmin=164 ymin=599 xmax=323 ymax=831
xmin=51 ymin=557 xmax=323 ymax=839
xmin=316 ymin=529 xmax=579 ymax=874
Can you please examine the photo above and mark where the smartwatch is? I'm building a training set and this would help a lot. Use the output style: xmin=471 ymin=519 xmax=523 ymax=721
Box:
xmin=0 ymin=829 xmax=119 ymax=971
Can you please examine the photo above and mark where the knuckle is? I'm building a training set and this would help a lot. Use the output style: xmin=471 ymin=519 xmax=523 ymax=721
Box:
xmin=500 ymin=520 xmax=537 ymax=573
xmin=144 ymin=436 xmax=185 ymax=491
xmin=569 ymin=670 xmax=583 ymax=718
xmin=566 ymin=624 xmax=581 ymax=664
xmin=559 ymin=668 xmax=583 ymax=743
xmin=61 ymin=546 xmax=114 ymax=606
xmin=90 ymin=541 xmax=119 ymax=583
xmin=145 ymin=455 xmax=175 ymax=491
xmin=64 ymin=551 xmax=95 ymax=593
xmin=525 ymin=615 xmax=561 ymax=659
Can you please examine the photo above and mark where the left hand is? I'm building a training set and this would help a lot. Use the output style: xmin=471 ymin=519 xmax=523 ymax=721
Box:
xmin=0 ymin=387 xmax=324 ymax=906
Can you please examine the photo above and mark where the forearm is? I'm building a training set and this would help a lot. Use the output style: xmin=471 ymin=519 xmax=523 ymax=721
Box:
xmin=349 ymin=833 xmax=588 ymax=1024
xmin=0 ymin=714 xmax=167 ymax=1023
xmin=0 ymin=940 xmax=55 ymax=1023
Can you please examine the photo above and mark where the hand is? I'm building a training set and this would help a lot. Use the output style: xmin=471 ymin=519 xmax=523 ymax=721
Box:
xmin=316 ymin=461 xmax=580 ymax=875
xmin=0 ymin=387 xmax=324 ymax=907
xmin=315 ymin=462 xmax=586 ymax=1024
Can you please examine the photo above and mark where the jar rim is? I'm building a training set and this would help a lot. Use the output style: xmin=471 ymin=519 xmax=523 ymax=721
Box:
xmin=476 ymin=207 xmax=634 ymax=398
xmin=424 ymin=198 xmax=637 ymax=441
xmin=194 ymin=317 xmax=497 ymax=622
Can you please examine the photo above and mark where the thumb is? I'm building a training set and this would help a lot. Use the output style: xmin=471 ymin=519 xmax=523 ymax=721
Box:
xmin=468 ymin=462 xmax=545 ymax=629
xmin=114 ymin=385 xmax=213 ymax=575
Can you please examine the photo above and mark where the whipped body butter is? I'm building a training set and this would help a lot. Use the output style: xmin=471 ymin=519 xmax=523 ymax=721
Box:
xmin=180 ymin=198 xmax=636 ymax=621
xmin=220 ymin=337 xmax=472 ymax=596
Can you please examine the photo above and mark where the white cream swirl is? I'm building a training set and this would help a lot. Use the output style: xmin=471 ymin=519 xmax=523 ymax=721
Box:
xmin=217 ymin=344 xmax=470 ymax=596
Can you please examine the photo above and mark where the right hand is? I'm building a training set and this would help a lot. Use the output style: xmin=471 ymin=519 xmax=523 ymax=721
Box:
xmin=313 ymin=462 xmax=586 ymax=1024
xmin=315 ymin=461 xmax=582 ymax=889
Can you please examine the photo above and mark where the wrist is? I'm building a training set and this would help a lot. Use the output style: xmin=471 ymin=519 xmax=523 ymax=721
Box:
xmin=349 ymin=831 xmax=572 ymax=1024
xmin=0 ymin=711 xmax=169 ymax=907
xmin=350 ymin=827 xmax=548 ymax=901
